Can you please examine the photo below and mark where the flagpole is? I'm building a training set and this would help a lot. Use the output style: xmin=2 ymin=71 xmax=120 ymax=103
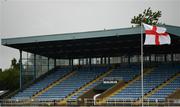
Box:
xmin=141 ymin=22 xmax=144 ymax=107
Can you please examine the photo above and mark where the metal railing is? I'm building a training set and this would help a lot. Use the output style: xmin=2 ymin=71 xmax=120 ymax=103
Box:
xmin=1 ymin=98 xmax=179 ymax=106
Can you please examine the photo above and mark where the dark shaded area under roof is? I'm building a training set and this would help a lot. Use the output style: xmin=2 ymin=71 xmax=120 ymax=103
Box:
xmin=1 ymin=25 xmax=180 ymax=59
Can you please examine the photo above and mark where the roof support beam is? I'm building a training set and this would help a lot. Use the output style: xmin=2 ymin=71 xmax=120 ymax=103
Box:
xmin=54 ymin=59 xmax=57 ymax=68
xmin=33 ymin=54 xmax=36 ymax=81
xmin=19 ymin=50 xmax=23 ymax=91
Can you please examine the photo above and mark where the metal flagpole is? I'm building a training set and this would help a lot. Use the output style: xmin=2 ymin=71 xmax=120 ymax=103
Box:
xmin=141 ymin=23 xmax=144 ymax=107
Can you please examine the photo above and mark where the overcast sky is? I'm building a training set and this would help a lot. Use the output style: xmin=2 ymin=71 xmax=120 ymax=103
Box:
xmin=0 ymin=0 xmax=180 ymax=70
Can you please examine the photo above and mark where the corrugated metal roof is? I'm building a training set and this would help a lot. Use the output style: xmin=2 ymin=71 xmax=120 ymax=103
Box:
xmin=1 ymin=25 xmax=180 ymax=45
xmin=1 ymin=27 xmax=140 ymax=45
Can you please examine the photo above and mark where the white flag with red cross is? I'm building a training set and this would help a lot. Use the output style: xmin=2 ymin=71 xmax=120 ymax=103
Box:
xmin=143 ymin=23 xmax=171 ymax=45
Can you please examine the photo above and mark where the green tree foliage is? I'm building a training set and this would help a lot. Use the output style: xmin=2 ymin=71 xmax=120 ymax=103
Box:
xmin=131 ymin=7 xmax=162 ymax=25
xmin=0 ymin=58 xmax=19 ymax=90
xmin=11 ymin=58 xmax=17 ymax=68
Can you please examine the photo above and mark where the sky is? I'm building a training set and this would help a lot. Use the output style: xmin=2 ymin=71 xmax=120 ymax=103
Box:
xmin=0 ymin=0 xmax=180 ymax=70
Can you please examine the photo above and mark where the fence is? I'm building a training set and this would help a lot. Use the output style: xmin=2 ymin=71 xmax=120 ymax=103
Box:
xmin=0 ymin=98 xmax=180 ymax=106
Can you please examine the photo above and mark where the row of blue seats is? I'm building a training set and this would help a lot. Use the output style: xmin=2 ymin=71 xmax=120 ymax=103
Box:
xmin=12 ymin=68 xmax=70 ymax=100
xmin=36 ymin=66 xmax=108 ymax=101
xmin=149 ymin=76 xmax=180 ymax=102
xmin=110 ymin=65 xmax=179 ymax=101
xmin=70 ymin=65 xmax=140 ymax=99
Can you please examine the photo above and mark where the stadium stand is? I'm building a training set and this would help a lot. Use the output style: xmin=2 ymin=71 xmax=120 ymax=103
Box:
xmin=11 ymin=67 xmax=70 ymax=100
xmin=108 ymin=65 xmax=179 ymax=102
xmin=70 ymin=64 xmax=140 ymax=100
xmin=1 ymin=25 xmax=180 ymax=106
xmin=148 ymin=75 xmax=180 ymax=102
xmin=70 ymin=76 xmax=102 ymax=100
xmin=36 ymin=66 xmax=107 ymax=101
xmin=9 ymin=63 xmax=180 ymax=106
xmin=106 ymin=64 xmax=140 ymax=82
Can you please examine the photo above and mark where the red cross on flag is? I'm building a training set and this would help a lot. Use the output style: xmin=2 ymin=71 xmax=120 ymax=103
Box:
xmin=143 ymin=23 xmax=171 ymax=45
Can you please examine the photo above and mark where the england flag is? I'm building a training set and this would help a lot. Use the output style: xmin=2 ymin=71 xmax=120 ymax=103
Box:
xmin=143 ymin=23 xmax=171 ymax=45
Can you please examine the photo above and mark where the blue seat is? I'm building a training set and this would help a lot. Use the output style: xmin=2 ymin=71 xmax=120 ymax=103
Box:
xmin=36 ymin=66 xmax=107 ymax=101
xmin=11 ymin=67 xmax=70 ymax=100
xmin=110 ymin=64 xmax=180 ymax=101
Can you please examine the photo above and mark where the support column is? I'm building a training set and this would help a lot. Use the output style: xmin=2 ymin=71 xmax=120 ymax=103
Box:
xmin=95 ymin=58 xmax=97 ymax=65
xmin=89 ymin=58 xmax=92 ymax=70
xmin=149 ymin=55 xmax=151 ymax=64
xmin=69 ymin=59 xmax=73 ymax=70
xmin=78 ymin=59 xmax=81 ymax=66
xmin=121 ymin=56 xmax=123 ymax=63
xmin=128 ymin=56 xmax=130 ymax=65
xmin=54 ymin=58 xmax=56 ymax=68
xmin=69 ymin=59 xmax=71 ymax=70
xmin=82 ymin=59 xmax=84 ymax=65
xmin=48 ymin=57 xmax=50 ymax=71
xmin=33 ymin=54 xmax=36 ymax=81
xmin=71 ymin=59 xmax=74 ymax=70
xmin=171 ymin=53 xmax=174 ymax=64
xmin=69 ymin=59 xmax=71 ymax=66
xmin=104 ymin=57 xmax=107 ymax=64
xmin=71 ymin=59 xmax=74 ymax=66
xmin=100 ymin=57 xmax=103 ymax=64
xmin=86 ymin=58 xmax=88 ymax=65
xmin=155 ymin=54 xmax=157 ymax=63
xmin=164 ymin=54 xmax=167 ymax=62
xmin=108 ymin=57 xmax=110 ymax=66
xmin=19 ymin=50 xmax=23 ymax=90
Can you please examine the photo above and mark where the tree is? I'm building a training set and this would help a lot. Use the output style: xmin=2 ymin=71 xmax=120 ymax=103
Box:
xmin=11 ymin=58 xmax=17 ymax=68
xmin=0 ymin=58 xmax=19 ymax=90
xmin=131 ymin=7 xmax=162 ymax=25
xmin=11 ymin=58 xmax=19 ymax=69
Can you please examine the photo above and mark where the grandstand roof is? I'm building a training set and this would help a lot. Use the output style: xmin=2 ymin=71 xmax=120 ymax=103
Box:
xmin=1 ymin=25 xmax=180 ymax=59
